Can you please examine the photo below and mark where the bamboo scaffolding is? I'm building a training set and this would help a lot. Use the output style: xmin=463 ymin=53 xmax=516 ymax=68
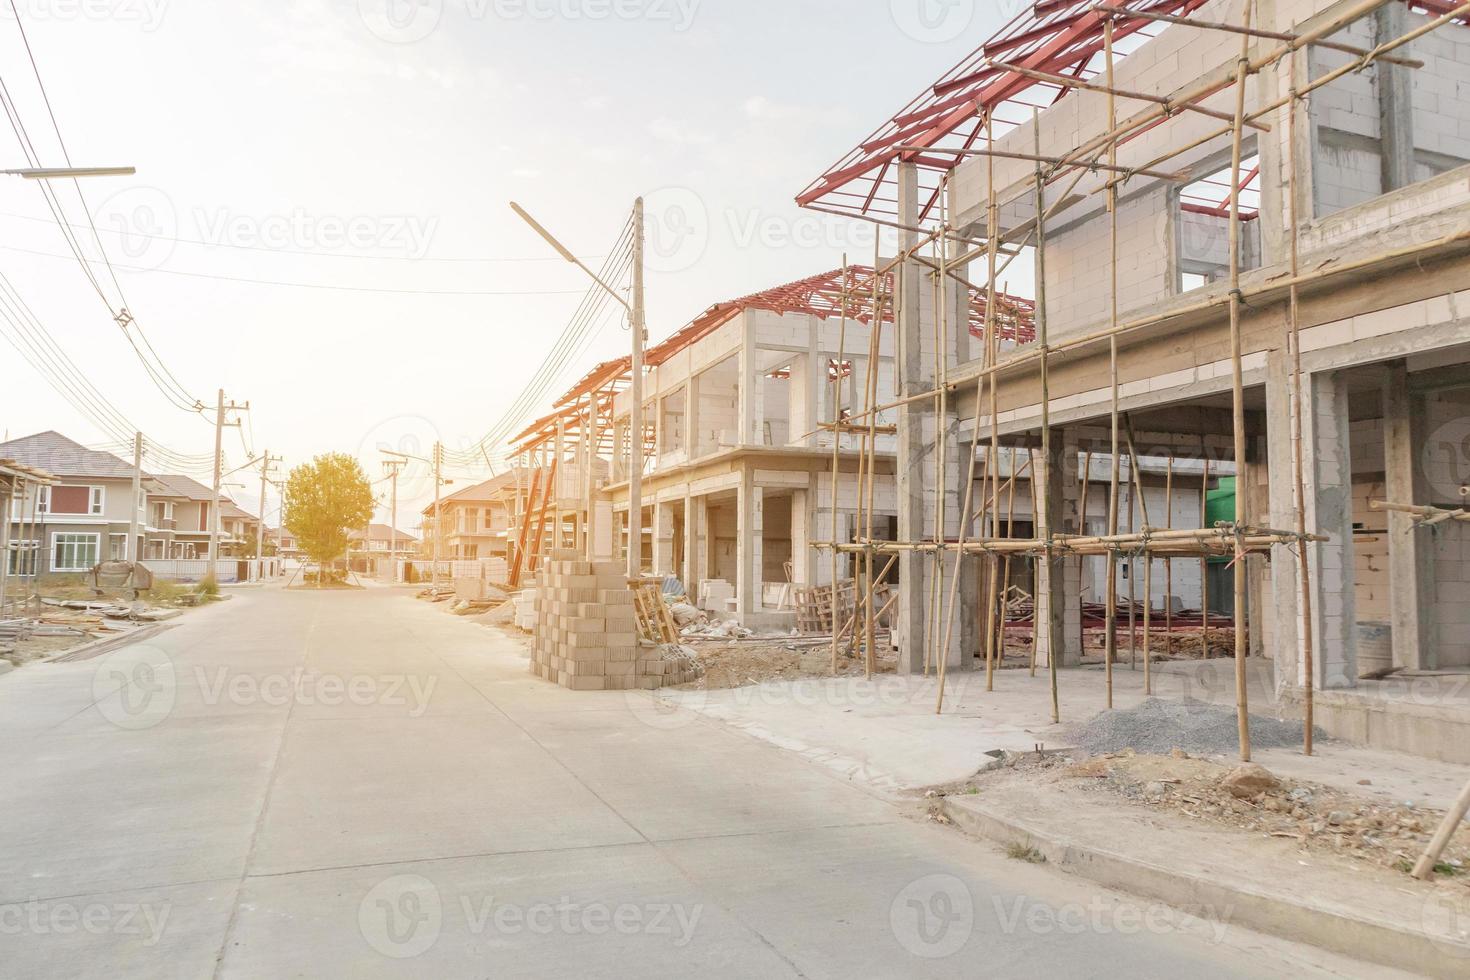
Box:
xmin=985 ymin=59 xmax=1270 ymax=132
xmin=1091 ymin=2 xmax=1424 ymax=68
xmin=901 ymin=145 xmax=1191 ymax=179
xmin=798 ymin=0 xmax=1470 ymax=762
xmin=1370 ymin=500 xmax=1470 ymax=524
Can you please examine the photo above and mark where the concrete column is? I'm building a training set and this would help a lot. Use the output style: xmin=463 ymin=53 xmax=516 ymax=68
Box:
xmin=684 ymin=374 xmax=699 ymax=460
xmin=1383 ymin=360 xmax=1437 ymax=669
xmin=1265 ymin=347 xmax=1301 ymax=692
xmin=790 ymin=488 xmax=811 ymax=586
xmin=1308 ymin=369 xmax=1359 ymax=688
xmin=736 ymin=471 xmax=763 ymax=617
xmin=652 ymin=500 xmax=676 ymax=578
xmin=739 ymin=322 xmax=761 ymax=446
xmin=694 ymin=495 xmax=710 ymax=584
xmin=681 ymin=493 xmax=697 ymax=596
xmin=1036 ymin=429 xmax=1083 ymax=668
xmin=896 ymin=162 xmax=928 ymax=672
xmin=1267 ymin=360 xmax=1357 ymax=689
xmin=1376 ymin=4 xmax=1414 ymax=193
xmin=592 ymin=498 xmax=614 ymax=561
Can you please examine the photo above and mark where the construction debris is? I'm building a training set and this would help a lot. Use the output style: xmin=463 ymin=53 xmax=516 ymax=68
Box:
xmin=988 ymin=750 xmax=1470 ymax=888
xmin=1068 ymin=698 xmax=1325 ymax=757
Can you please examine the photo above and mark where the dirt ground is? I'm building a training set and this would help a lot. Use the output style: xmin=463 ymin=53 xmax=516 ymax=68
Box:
xmin=963 ymin=749 xmax=1470 ymax=888
xmin=673 ymin=638 xmax=898 ymax=690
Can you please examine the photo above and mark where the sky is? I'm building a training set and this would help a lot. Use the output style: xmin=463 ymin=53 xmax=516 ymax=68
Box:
xmin=0 ymin=0 xmax=1020 ymax=529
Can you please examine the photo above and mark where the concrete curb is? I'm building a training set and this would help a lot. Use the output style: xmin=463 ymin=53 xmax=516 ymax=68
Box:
xmin=941 ymin=795 xmax=1470 ymax=979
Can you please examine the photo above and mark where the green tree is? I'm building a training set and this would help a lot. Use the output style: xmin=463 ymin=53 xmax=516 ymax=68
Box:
xmin=283 ymin=453 xmax=374 ymax=568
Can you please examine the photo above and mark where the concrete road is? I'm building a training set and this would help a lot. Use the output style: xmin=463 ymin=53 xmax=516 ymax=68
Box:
xmin=0 ymin=587 xmax=1390 ymax=978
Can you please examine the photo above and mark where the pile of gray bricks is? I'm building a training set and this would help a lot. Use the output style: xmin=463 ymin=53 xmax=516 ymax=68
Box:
xmin=530 ymin=552 xmax=701 ymax=691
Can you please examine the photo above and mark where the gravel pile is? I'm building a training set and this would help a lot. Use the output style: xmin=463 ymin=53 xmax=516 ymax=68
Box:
xmin=1068 ymin=698 xmax=1324 ymax=755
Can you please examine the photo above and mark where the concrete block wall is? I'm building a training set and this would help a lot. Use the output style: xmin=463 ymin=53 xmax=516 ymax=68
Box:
xmin=1311 ymin=14 xmax=1470 ymax=218
xmin=694 ymin=354 xmax=740 ymax=457
xmin=1045 ymin=187 xmax=1173 ymax=336
xmin=1410 ymin=17 xmax=1470 ymax=164
xmin=530 ymin=555 xmax=700 ymax=690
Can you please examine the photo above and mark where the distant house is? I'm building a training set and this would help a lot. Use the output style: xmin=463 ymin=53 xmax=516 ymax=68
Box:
xmin=269 ymin=527 xmax=300 ymax=559
xmin=0 ymin=431 xmax=161 ymax=574
xmin=349 ymin=523 xmax=419 ymax=556
xmin=419 ymin=470 xmax=530 ymax=561
xmin=149 ymin=474 xmax=260 ymax=559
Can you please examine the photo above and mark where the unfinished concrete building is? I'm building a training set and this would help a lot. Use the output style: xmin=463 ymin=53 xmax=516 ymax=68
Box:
xmin=786 ymin=0 xmax=1470 ymax=756
xmin=506 ymin=267 xmax=1036 ymax=626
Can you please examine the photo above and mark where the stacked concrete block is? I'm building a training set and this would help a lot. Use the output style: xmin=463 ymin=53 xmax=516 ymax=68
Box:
xmin=529 ymin=551 xmax=701 ymax=691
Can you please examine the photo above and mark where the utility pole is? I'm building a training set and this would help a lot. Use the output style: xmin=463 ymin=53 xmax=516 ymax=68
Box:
xmin=209 ymin=389 xmax=249 ymax=583
xmin=507 ymin=197 xmax=644 ymax=578
xmin=128 ymin=432 xmax=142 ymax=563
xmin=255 ymin=450 xmax=281 ymax=581
xmin=628 ymin=196 xmax=645 ymax=580
xmin=433 ymin=440 xmax=444 ymax=586
xmin=384 ymin=458 xmax=405 ymax=584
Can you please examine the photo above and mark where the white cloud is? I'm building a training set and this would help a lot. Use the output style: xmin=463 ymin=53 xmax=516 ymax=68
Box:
xmin=647 ymin=116 xmax=713 ymax=146
xmin=742 ymin=95 xmax=800 ymax=120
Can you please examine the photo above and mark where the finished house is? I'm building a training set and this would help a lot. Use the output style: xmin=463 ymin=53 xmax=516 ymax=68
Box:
xmin=0 ymin=431 xmax=159 ymax=575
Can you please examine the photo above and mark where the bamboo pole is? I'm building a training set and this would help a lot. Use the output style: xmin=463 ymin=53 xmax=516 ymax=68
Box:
xmin=1127 ymin=450 xmax=1137 ymax=669
xmin=1103 ymin=17 xmax=1120 ymax=708
xmin=930 ymin=205 xmax=950 ymax=691
xmin=1165 ymin=455 xmax=1174 ymax=656
xmin=1286 ymin=60 xmax=1317 ymax=755
xmin=831 ymin=257 xmax=850 ymax=675
xmin=1003 ymin=450 xmax=1018 ymax=673
xmin=1411 ymin=775 xmax=1470 ymax=880
xmin=1079 ymin=449 xmax=1093 ymax=655
xmin=1226 ymin=0 xmax=1254 ymax=763
xmin=1032 ymin=112 xmax=1060 ymax=724
xmin=1201 ymin=447 xmax=1212 ymax=657
xmin=985 ymin=114 xmax=1004 ymax=696
xmin=865 ymin=240 xmax=884 ymax=678
xmin=1124 ymin=415 xmax=1152 ymax=670
xmin=939 ymin=113 xmax=995 ymax=696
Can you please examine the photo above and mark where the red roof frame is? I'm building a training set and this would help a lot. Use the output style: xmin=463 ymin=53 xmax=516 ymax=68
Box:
xmin=512 ymin=266 xmax=1037 ymax=453
xmin=795 ymin=0 xmax=1213 ymax=222
xmin=646 ymin=265 xmax=1036 ymax=369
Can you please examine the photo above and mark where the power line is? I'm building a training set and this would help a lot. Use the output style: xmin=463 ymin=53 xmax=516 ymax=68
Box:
xmin=0 ymin=209 xmax=609 ymax=265
xmin=445 ymin=217 xmax=634 ymax=464
xmin=5 ymin=6 xmax=208 ymax=416
xmin=0 ymin=244 xmax=596 ymax=296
